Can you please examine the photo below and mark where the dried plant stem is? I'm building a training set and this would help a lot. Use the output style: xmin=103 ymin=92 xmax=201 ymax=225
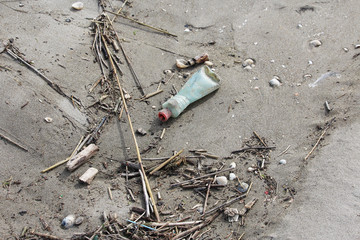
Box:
xmin=0 ymin=132 xmax=28 ymax=152
xmin=101 ymin=34 xmax=160 ymax=222
xmin=253 ymin=131 xmax=267 ymax=147
xmin=41 ymin=136 xmax=83 ymax=173
xmin=304 ymin=117 xmax=335 ymax=160
xmin=150 ymin=149 xmax=184 ymax=175
xmin=105 ymin=10 xmax=177 ymax=37
xmin=139 ymin=89 xmax=163 ymax=101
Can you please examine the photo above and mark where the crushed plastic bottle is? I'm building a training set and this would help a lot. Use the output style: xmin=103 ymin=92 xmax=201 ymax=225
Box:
xmin=158 ymin=66 xmax=221 ymax=121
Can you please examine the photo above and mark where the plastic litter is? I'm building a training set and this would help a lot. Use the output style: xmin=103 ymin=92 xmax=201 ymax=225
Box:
xmin=158 ymin=66 xmax=221 ymax=121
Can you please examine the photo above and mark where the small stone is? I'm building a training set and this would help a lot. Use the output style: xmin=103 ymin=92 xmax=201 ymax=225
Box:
xmin=310 ymin=39 xmax=322 ymax=47
xmin=269 ymin=77 xmax=281 ymax=87
xmin=215 ymin=176 xmax=228 ymax=186
xmin=75 ymin=216 xmax=84 ymax=225
xmin=72 ymin=2 xmax=84 ymax=10
xmin=242 ymin=58 xmax=255 ymax=67
xmin=65 ymin=18 xmax=71 ymax=23
xmin=152 ymin=105 xmax=156 ymax=109
xmin=229 ymin=162 xmax=236 ymax=169
xmin=184 ymin=28 xmax=191 ymax=32
xmin=229 ymin=173 xmax=237 ymax=181
xmin=279 ymin=159 xmax=287 ymax=165
xmin=62 ymin=215 xmax=75 ymax=228
xmin=204 ymin=61 xmax=213 ymax=67
xmin=343 ymin=47 xmax=349 ymax=52
xmin=237 ymin=182 xmax=249 ymax=193
xmin=136 ymin=128 xmax=147 ymax=136
xmin=244 ymin=65 xmax=252 ymax=71
xmin=164 ymin=69 xmax=172 ymax=75
xmin=44 ymin=117 xmax=53 ymax=123
xmin=19 ymin=3 xmax=24 ymax=7
xmin=308 ymin=60 xmax=313 ymax=65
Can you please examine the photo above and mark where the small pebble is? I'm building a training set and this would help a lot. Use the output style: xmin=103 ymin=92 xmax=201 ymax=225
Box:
xmin=75 ymin=216 xmax=84 ymax=226
xmin=44 ymin=117 xmax=53 ymax=123
xmin=204 ymin=61 xmax=213 ymax=67
xmin=62 ymin=215 xmax=75 ymax=228
xmin=279 ymin=159 xmax=287 ymax=165
xmin=310 ymin=39 xmax=322 ymax=47
xmin=242 ymin=58 xmax=255 ymax=68
xmin=184 ymin=28 xmax=191 ymax=32
xmin=19 ymin=3 xmax=24 ymax=7
xmin=237 ymin=182 xmax=249 ymax=193
xmin=151 ymin=105 xmax=156 ymax=109
xmin=65 ymin=18 xmax=71 ymax=23
xmin=229 ymin=162 xmax=236 ymax=169
xmin=215 ymin=176 xmax=228 ymax=186
xmin=72 ymin=2 xmax=84 ymax=10
xmin=244 ymin=65 xmax=252 ymax=71
xmin=229 ymin=173 xmax=237 ymax=181
xmin=343 ymin=47 xmax=349 ymax=52
xmin=136 ymin=128 xmax=147 ymax=136
xmin=269 ymin=78 xmax=281 ymax=87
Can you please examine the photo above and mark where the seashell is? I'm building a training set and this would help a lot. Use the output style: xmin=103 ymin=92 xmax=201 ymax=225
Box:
xmin=75 ymin=216 xmax=84 ymax=225
xmin=72 ymin=2 xmax=84 ymax=10
xmin=242 ymin=58 xmax=255 ymax=67
xmin=247 ymin=167 xmax=255 ymax=172
xmin=229 ymin=162 xmax=236 ymax=169
xmin=310 ymin=39 xmax=322 ymax=47
xmin=244 ymin=65 xmax=252 ymax=71
xmin=279 ymin=159 xmax=287 ymax=165
xmin=224 ymin=207 xmax=239 ymax=222
xmin=62 ymin=215 xmax=75 ymax=228
xmin=229 ymin=173 xmax=237 ymax=181
xmin=204 ymin=61 xmax=213 ymax=67
xmin=163 ymin=69 xmax=172 ymax=75
xmin=176 ymin=59 xmax=189 ymax=69
xmin=44 ymin=117 xmax=53 ymax=123
xmin=215 ymin=176 xmax=228 ymax=186
xmin=343 ymin=47 xmax=349 ymax=52
xmin=237 ymin=182 xmax=249 ymax=193
xmin=269 ymin=78 xmax=281 ymax=87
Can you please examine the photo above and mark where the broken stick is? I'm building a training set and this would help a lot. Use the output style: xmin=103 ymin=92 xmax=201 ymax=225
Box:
xmin=150 ymin=149 xmax=184 ymax=175
xmin=66 ymin=144 xmax=99 ymax=171
xmin=79 ymin=167 xmax=99 ymax=184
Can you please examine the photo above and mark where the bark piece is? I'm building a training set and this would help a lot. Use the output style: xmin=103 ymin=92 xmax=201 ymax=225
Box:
xmin=66 ymin=144 xmax=99 ymax=171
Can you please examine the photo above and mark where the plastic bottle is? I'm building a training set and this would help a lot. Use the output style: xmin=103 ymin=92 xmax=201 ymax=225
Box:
xmin=158 ymin=66 xmax=221 ymax=121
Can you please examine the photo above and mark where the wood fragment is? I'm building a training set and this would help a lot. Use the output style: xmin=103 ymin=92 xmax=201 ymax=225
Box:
xmin=66 ymin=144 xmax=99 ymax=171
xmin=238 ymin=232 xmax=245 ymax=240
xmin=150 ymin=149 xmax=184 ymax=175
xmin=6 ymin=48 xmax=71 ymax=102
xmin=277 ymin=145 xmax=291 ymax=157
xmin=149 ymin=220 xmax=202 ymax=227
xmin=139 ymin=170 xmax=151 ymax=217
xmin=160 ymin=128 xmax=166 ymax=140
xmin=172 ymin=212 xmax=220 ymax=240
xmin=139 ymin=89 xmax=163 ymax=101
xmin=253 ymin=131 xmax=268 ymax=147
xmin=194 ymin=151 xmax=219 ymax=159
xmin=304 ymin=117 xmax=335 ymax=161
xmin=204 ymin=194 xmax=246 ymax=216
xmin=29 ymin=230 xmax=63 ymax=240
xmin=239 ymin=198 xmax=258 ymax=216
xmin=0 ymin=132 xmax=28 ymax=152
xmin=79 ymin=167 xmax=99 ymax=184
xmin=171 ymin=167 xmax=234 ymax=188
xmin=202 ymin=180 xmax=212 ymax=215
xmin=231 ymin=146 xmax=276 ymax=154
xmin=105 ymin=10 xmax=177 ymax=37
xmin=108 ymin=187 xmax=113 ymax=200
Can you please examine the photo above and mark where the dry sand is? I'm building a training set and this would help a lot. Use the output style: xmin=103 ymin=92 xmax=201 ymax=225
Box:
xmin=0 ymin=0 xmax=359 ymax=239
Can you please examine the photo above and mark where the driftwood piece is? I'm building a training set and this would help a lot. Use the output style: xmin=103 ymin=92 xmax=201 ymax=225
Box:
xmin=79 ymin=167 xmax=99 ymax=184
xmin=66 ymin=144 xmax=99 ymax=171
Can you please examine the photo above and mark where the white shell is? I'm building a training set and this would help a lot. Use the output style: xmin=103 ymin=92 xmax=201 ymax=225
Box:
xmin=62 ymin=215 xmax=75 ymax=228
xmin=215 ymin=176 xmax=228 ymax=186
xmin=229 ymin=173 xmax=237 ymax=181
xmin=242 ymin=58 xmax=255 ymax=67
xmin=204 ymin=61 xmax=213 ymax=67
xmin=75 ymin=216 xmax=84 ymax=225
xmin=269 ymin=78 xmax=281 ymax=87
xmin=244 ymin=65 xmax=252 ymax=71
xmin=229 ymin=162 xmax=236 ymax=169
xmin=44 ymin=117 xmax=53 ymax=123
xmin=72 ymin=2 xmax=84 ymax=10
xmin=310 ymin=40 xmax=322 ymax=47
xmin=279 ymin=159 xmax=287 ymax=165
xmin=247 ymin=167 xmax=255 ymax=172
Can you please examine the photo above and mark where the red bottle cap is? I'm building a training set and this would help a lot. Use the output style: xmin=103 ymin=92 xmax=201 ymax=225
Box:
xmin=158 ymin=109 xmax=172 ymax=122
